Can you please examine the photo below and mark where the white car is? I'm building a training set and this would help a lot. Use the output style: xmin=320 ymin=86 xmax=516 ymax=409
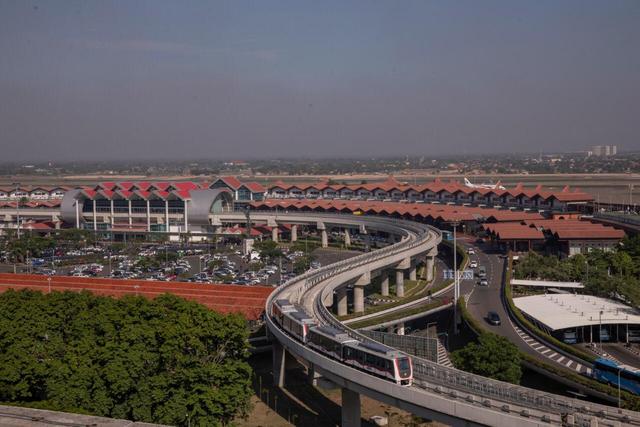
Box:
xmin=467 ymin=248 xmax=476 ymax=255
xmin=469 ymin=260 xmax=478 ymax=268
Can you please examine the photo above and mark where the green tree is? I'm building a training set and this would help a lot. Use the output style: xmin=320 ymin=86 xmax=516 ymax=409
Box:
xmin=253 ymin=240 xmax=282 ymax=260
xmin=293 ymin=255 xmax=313 ymax=274
xmin=451 ymin=334 xmax=522 ymax=384
xmin=0 ymin=290 xmax=252 ymax=426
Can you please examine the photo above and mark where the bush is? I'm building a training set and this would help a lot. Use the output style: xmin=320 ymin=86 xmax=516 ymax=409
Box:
xmin=452 ymin=333 xmax=522 ymax=384
xmin=0 ymin=290 xmax=252 ymax=426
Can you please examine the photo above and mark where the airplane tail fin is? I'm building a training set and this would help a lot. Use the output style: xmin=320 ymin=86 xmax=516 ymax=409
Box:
xmin=464 ymin=178 xmax=472 ymax=186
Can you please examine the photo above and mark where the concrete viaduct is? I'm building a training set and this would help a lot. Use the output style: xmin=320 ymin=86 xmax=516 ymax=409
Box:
xmin=214 ymin=212 xmax=638 ymax=427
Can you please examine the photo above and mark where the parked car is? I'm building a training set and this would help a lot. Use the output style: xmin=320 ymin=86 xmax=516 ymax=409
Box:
xmin=469 ymin=260 xmax=478 ymax=268
xmin=467 ymin=248 xmax=475 ymax=255
xmin=478 ymin=278 xmax=489 ymax=286
xmin=487 ymin=311 xmax=501 ymax=326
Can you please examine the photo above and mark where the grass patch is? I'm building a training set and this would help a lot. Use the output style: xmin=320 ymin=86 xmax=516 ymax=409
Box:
xmin=337 ymin=267 xmax=431 ymax=321
xmin=349 ymin=300 xmax=444 ymax=329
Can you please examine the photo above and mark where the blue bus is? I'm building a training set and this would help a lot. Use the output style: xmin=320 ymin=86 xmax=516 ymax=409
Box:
xmin=592 ymin=358 xmax=640 ymax=395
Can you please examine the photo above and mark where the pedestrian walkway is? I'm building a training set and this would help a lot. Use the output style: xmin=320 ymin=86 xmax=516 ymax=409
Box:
xmin=513 ymin=325 xmax=592 ymax=375
xmin=437 ymin=337 xmax=454 ymax=368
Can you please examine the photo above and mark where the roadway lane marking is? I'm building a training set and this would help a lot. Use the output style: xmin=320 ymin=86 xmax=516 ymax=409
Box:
xmin=548 ymin=352 xmax=558 ymax=358
xmin=575 ymin=364 xmax=583 ymax=372
xmin=540 ymin=349 xmax=551 ymax=355
xmin=557 ymin=356 xmax=565 ymax=363
xmin=566 ymin=360 xmax=573 ymax=368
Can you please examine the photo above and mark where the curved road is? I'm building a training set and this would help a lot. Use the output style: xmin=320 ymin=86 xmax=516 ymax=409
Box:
xmin=463 ymin=237 xmax=592 ymax=375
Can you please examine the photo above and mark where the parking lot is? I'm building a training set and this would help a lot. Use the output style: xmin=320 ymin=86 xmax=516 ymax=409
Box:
xmin=1 ymin=240 xmax=363 ymax=288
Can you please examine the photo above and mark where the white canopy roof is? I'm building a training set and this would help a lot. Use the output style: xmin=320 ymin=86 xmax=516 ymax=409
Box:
xmin=514 ymin=293 xmax=640 ymax=331
xmin=511 ymin=279 xmax=584 ymax=289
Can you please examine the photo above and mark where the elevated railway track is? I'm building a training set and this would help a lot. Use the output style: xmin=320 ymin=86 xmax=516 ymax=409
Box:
xmin=225 ymin=212 xmax=640 ymax=427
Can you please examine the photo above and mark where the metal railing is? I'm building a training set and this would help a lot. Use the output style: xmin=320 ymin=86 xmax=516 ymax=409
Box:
xmin=594 ymin=212 xmax=640 ymax=227
xmin=261 ymin=212 xmax=639 ymax=425
xmin=360 ymin=330 xmax=438 ymax=362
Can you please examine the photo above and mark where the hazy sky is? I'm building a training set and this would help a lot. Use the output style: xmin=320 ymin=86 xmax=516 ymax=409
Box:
xmin=1 ymin=1 xmax=639 ymax=162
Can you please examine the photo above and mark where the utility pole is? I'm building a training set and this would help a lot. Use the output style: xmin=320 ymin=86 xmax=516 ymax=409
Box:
xmin=450 ymin=221 xmax=460 ymax=334
xmin=12 ymin=182 xmax=20 ymax=239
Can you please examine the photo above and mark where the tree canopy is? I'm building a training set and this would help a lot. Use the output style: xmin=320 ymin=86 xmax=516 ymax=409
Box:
xmin=0 ymin=290 xmax=252 ymax=426
xmin=451 ymin=333 xmax=522 ymax=384
xmin=253 ymin=240 xmax=282 ymax=260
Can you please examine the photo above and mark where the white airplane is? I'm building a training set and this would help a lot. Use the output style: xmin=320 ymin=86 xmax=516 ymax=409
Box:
xmin=464 ymin=178 xmax=506 ymax=190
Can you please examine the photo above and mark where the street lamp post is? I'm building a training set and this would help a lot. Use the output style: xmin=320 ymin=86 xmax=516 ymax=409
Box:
xmin=618 ymin=367 xmax=622 ymax=408
xmin=599 ymin=310 xmax=604 ymax=353
xmin=12 ymin=182 xmax=20 ymax=239
xmin=47 ymin=277 xmax=51 ymax=294
xmin=451 ymin=221 xmax=460 ymax=334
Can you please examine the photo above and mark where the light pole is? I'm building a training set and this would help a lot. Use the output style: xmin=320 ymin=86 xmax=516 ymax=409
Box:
xmin=599 ymin=310 xmax=604 ymax=352
xmin=47 ymin=276 xmax=51 ymax=294
xmin=618 ymin=367 xmax=622 ymax=408
xmin=12 ymin=182 xmax=20 ymax=239
xmin=451 ymin=221 xmax=460 ymax=334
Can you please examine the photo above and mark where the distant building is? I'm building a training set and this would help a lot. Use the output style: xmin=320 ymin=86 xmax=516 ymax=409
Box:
xmin=589 ymin=145 xmax=617 ymax=157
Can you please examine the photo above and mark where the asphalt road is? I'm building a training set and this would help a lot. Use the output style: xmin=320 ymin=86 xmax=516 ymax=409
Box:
xmin=600 ymin=343 xmax=640 ymax=368
xmin=463 ymin=237 xmax=592 ymax=375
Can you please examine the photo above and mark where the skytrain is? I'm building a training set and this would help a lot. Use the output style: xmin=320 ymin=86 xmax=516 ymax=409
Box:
xmin=272 ymin=298 xmax=413 ymax=385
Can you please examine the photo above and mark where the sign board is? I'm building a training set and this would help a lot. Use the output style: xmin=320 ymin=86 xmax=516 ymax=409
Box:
xmin=443 ymin=269 xmax=474 ymax=280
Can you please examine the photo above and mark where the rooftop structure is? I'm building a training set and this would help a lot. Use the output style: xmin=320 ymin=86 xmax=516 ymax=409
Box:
xmin=511 ymin=279 xmax=584 ymax=289
xmin=514 ymin=293 xmax=640 ymax=331
xmin=266 ymin=176 xmax=594 ymax=212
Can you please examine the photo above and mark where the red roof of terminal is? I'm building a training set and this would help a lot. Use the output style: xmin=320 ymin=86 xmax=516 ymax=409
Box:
xmin=250 ymin=199 xmax=544 ymax=224
xmin=264 ymin=177 xmax=593 ymax=203
xmin=483 ymin=223 xmax=546 ymax=240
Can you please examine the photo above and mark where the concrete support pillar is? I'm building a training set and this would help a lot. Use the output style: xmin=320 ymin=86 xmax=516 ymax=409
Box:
xmin=426 ymin=255 xmax=435 ymax=282
xmin=291 ymin=225 xmax=297 ymax=242
xmin=321 ymin=229 xmax=328 ymax=248
xmin=273 ymin=340 xmax=286 ymax=388
xmin=75 ymin=200 xmax=80 ymax=228
xmin=307 ymin=363 xmax=320 ymax=386
xmin=146 ymin=199 xmax=151 ymax=232
xmin=380 ymin=273 xmax=390 ymax=297
xmin=272 ymin=226 xmax=278 ymax=242
xmin=336 ymin=287 xmax=348 ymax=316
xmin=397 ymin=322 xmax=405 ymax=335
xmin=92 ymin=199 xmax=97 ymax=231
xmin=352 ymin=272 xmax=369 ymax=314
xmin=344 ymin=230 xmax=351 ymax=247
xmin=396 ymin=269 xmax=405 ymax=297
xmin=353 ymin=284 xmax=365 ymax=314
xmin=128 ymin=200 xmax=132 ymax=226
xmin=409 ymin=261 xmax=417 ymax=281
xmin=341 ymin=388 xmax=361 ymax=427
